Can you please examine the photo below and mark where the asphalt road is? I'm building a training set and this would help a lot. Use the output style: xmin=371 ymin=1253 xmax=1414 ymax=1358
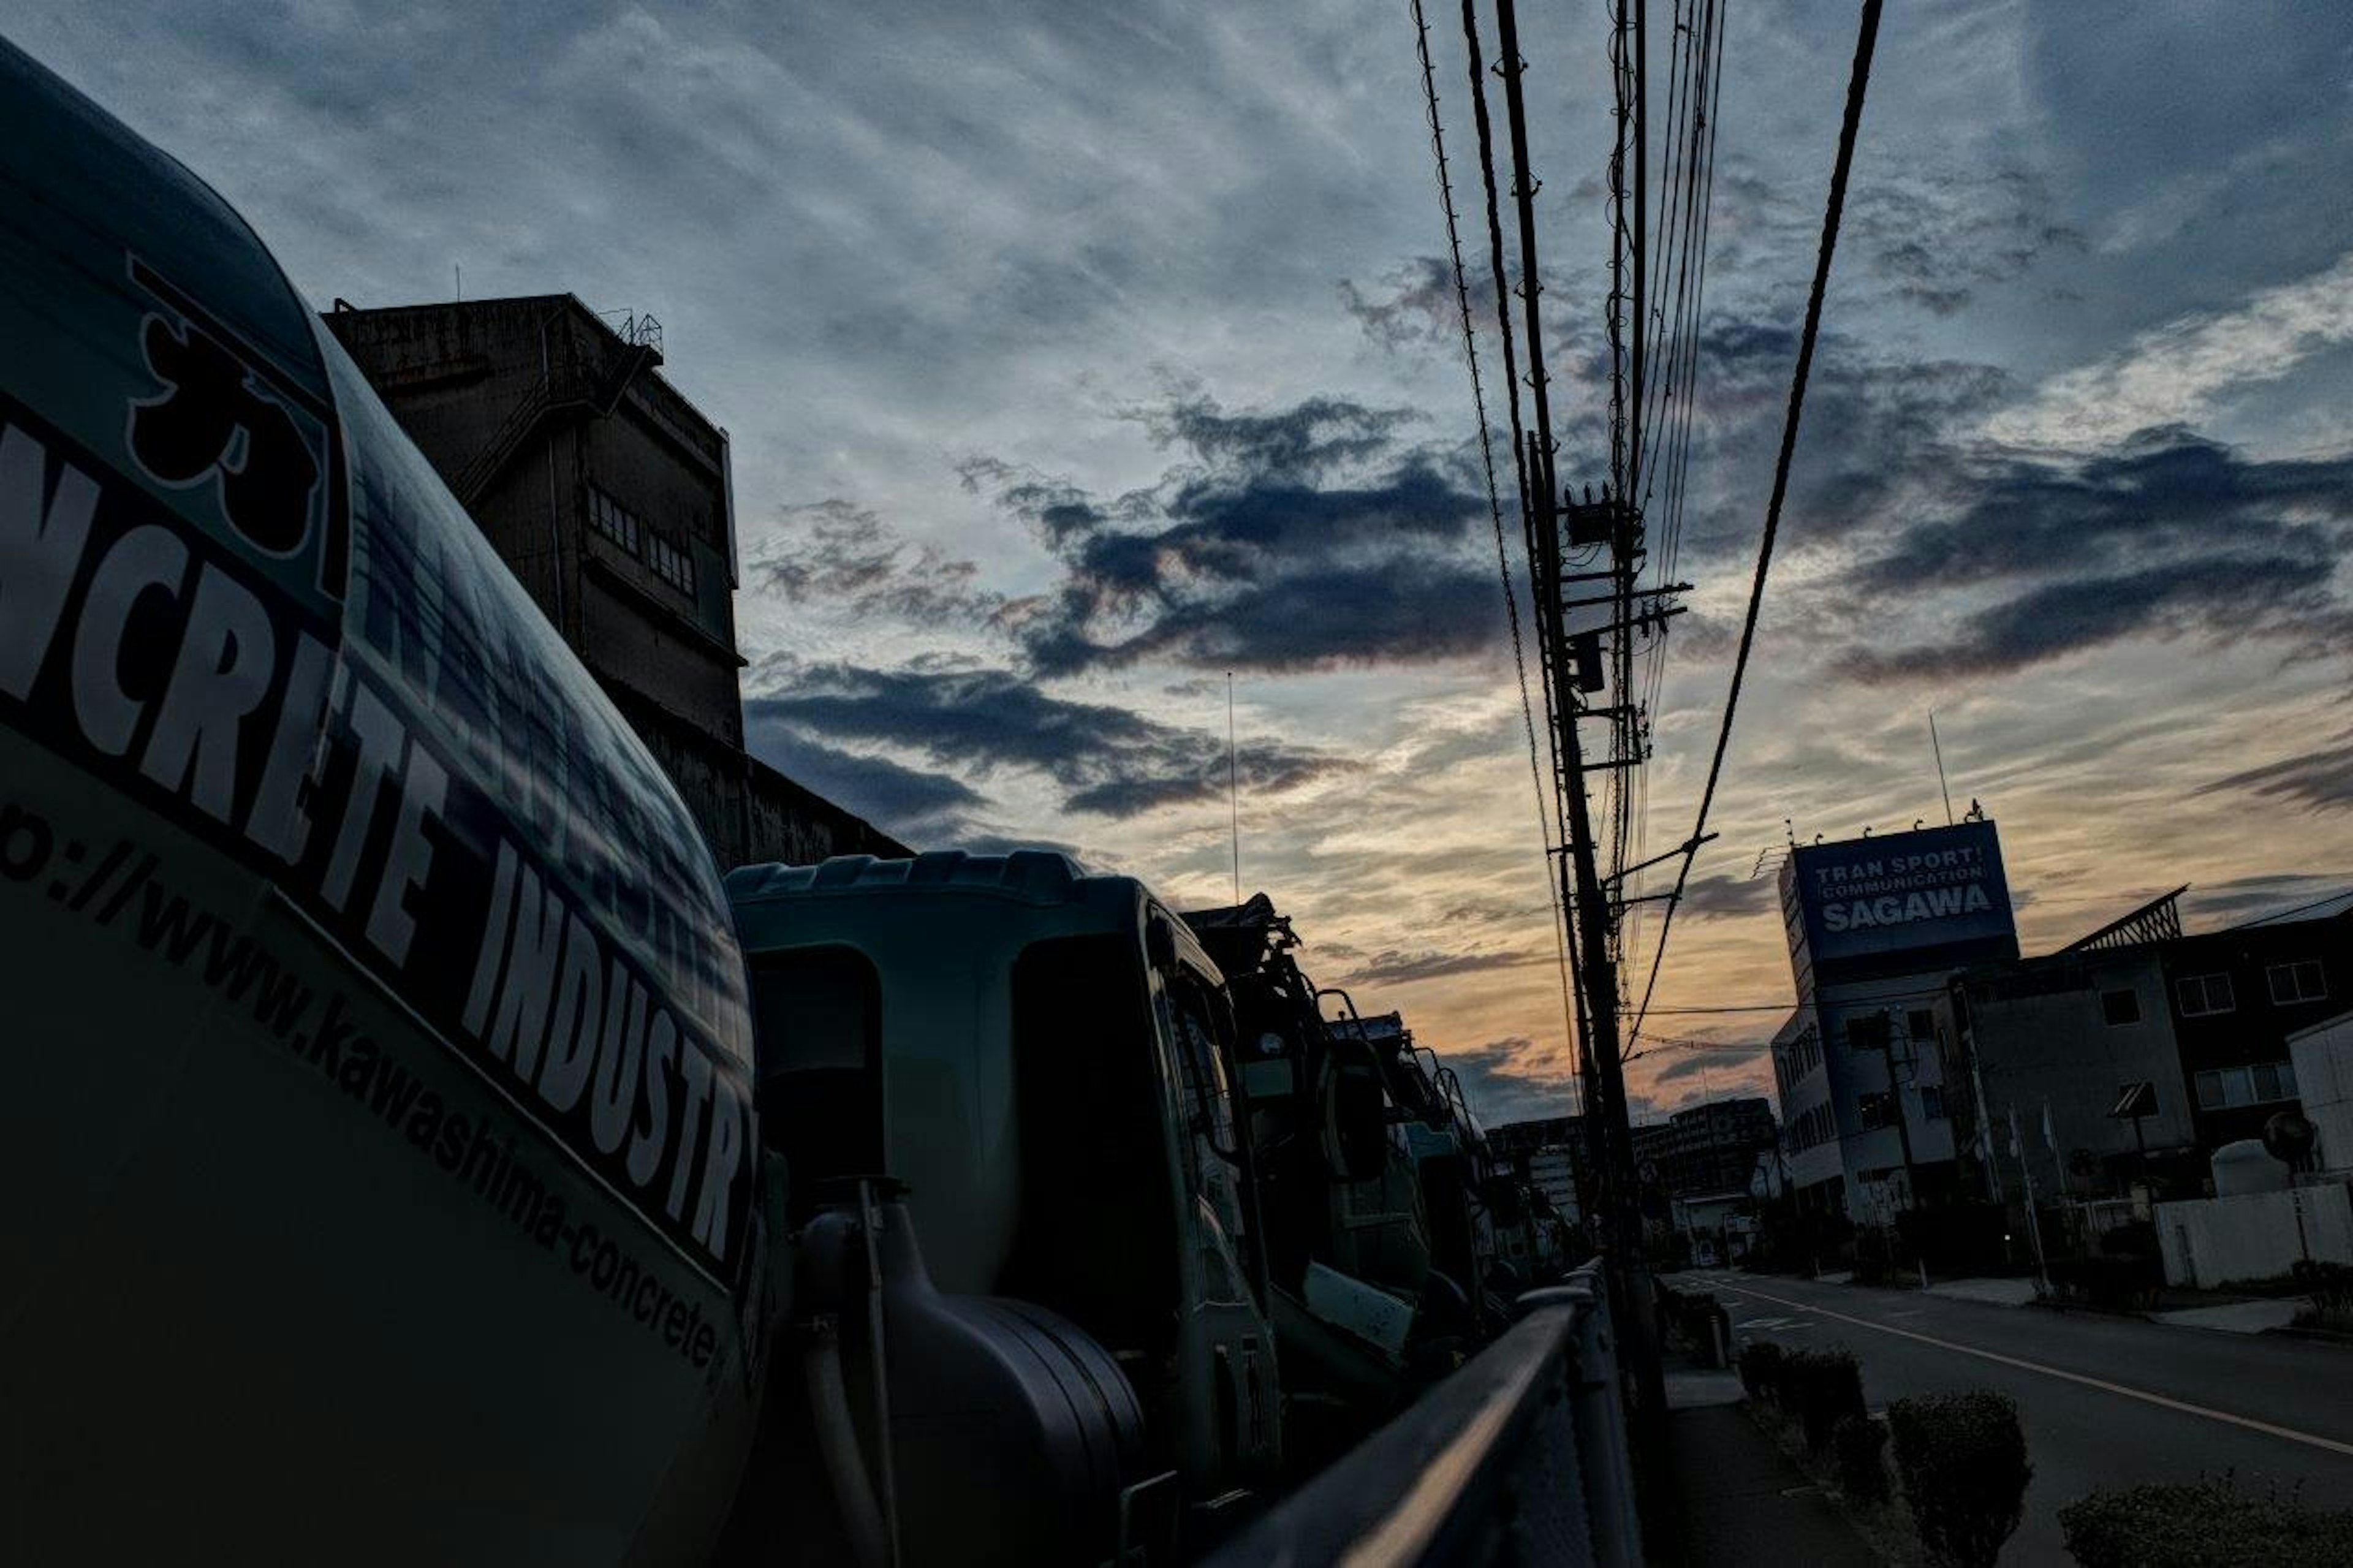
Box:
xmin=1669 ymin=1270 xmax=2353 ymax=1564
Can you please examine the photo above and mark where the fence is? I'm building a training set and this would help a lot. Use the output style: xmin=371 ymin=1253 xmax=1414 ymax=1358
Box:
xmin=2157 ymin=1181 xmax=2353 ymax=1288
xmin=1205 ymin=1262 xmax=1640 ymax=1567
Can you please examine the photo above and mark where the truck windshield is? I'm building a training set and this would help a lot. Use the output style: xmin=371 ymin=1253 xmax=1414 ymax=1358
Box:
xmin=1002 ymin=933 xmax=1181 ymax=1358
xmin=749 ymin=944 xmax=882 ymax=1205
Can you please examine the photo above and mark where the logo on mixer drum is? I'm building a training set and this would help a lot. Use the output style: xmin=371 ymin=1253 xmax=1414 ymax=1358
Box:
xmin=121 ymin=256 xmax=333 ymax=568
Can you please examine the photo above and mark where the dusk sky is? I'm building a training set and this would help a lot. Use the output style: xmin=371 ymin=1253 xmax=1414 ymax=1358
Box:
xmin=17 ymin=0 xmax=2352 ymax=1127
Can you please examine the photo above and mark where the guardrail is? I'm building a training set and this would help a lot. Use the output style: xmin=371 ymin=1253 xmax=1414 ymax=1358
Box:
xmin=1205 ymin=1262 xmax=1641 ymax=1567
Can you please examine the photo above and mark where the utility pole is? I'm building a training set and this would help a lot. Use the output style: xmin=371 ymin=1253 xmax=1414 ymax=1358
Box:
xmin=1877 ymin=1009 xmax=1922 ymax=1203
xmin=1493 ymin=0 xmax=1664 ymax=1423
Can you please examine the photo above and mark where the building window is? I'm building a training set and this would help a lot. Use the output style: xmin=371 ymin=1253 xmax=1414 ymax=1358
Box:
xmin=1906 ymin=1009 xmax=1936 ymax=1042
xmin=2196 ymin=1062 xmax=2302 ymax=1111
xmin=1920 ymin=1086 xmax=1946 ymax=1120
xmin=2176 ymin=972 xmax=2235 ymax=1017
xmin=648 ymin=531 xmax=697 ymax=596
xmin=2267 ymin=960 xmax=2327 ymax=1006
xmin=2101 ymin=988 xmax=2142 ymax=1026
xmin=2251 ymin=1061 xmax=2300 ymax=1104
xmin=587 ymin=484 xmax=642 ymax=555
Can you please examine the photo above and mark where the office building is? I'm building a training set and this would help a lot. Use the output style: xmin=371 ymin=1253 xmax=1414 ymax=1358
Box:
xmin=1768 ymin=820 xmax=2018 ymax=1222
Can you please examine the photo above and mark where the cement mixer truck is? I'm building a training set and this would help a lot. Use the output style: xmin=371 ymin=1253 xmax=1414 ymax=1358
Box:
xmin=0 ymin=34 xmax=1593 ymax=1566
xmin=0 ymin=35 xmax=1281 ymax=1566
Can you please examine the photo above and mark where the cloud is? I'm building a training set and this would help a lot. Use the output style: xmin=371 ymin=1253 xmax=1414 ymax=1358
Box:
xmin=744 ymin=729 xmax=982 ymax=843
xmin=1850 ymin=430 xmax=2353 ymax=593
xmin=753 ymin=500 xmax=1003 ymax=626
xmin=745 ymin=659 xmax=1346 ymax=820
xmin=1843 ymin=556 xmax=2333 ymax=685
xmin=1338 ymin=256 xmax=1508 ymax=352
xmin=1826 ymin=428 xmax=2353 ymax=683
xmin=1845 ymin=164 xmax=2085 ymax=318
xmin=1441 ymin=1034 xmax=1583 ymax=1129
xmin=1679 ymin=873 xmax=1778 ymax=921
xmin=1342 ymin=946 xmax=1545 ymax=987
xmin=1650 ymin=1045 xmax=1766 ymax=1086
xmin=2200 ymin=735 xmax=2353 ymax=815
xmin=2178 ymin=871 xmax=2353 ymax=926
xmin=1990 ymin=251 xmax=2353 ymax=448
xmin=967 ymin=391 xmax=1504 ymax=675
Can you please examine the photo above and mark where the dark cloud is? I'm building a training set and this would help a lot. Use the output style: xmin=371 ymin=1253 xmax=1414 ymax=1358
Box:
xmin=754 ymin=500 xmax=1004 ymax=626
xmin=1624 ymin=319 xmax=2010 ymax=572
xmin=1337 ymin=256 xmax=1509 ymax=352
xmin=1439 ymin=896 xmax=1550 ymax=925
xmin=745 ymin=659 xmax=1346 ymax=820
xmin=1651 ymin=1045 xmax=1766 ymax=1086
xmin=1137 ymin=393 xmax=1419 ymax=479
xmin=1846 ymin=165 xmax=2085 ymax=317
xmin=2200 ymin=734 xmax=2353 ymax=815
xmin=2179 ymin=872 xmax=2353 ymax=926
xmin=1342 ymin=946 xmax=1544 ymax=987
xmin=1852 ymin=431 xmax=2353 ymax=594
xmin=1678 ymin=873 xmax=1778 ymax=921
xmin=1844 ymin=555 xmax=2332 ymax=684
xmin=968 ymin=392 xmax=1504 ymax=675
xmin=1781 ymin=422 xmax=2353 ymax=684
xmin=1442 ymin=1034 xmax=1583 ymax=1128
xmin=743 ymin=727 xmax=981 ymax=843
xmin=1704 ymin=155 xmax=2083 ymax=321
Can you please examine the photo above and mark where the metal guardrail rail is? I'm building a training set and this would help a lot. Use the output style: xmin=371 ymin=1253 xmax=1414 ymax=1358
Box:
xmin=1206 ymin=1262 xmax=1640 ymax=1567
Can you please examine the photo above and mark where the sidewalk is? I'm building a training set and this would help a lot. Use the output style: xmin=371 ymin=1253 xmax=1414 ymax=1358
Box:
xmin=1807 ymin=1269 xmax=2321 ymax=1337
xmin=2151 ymin=1298 xmax=2303 ymax=1333
xmin=1923 ymin=1275 xmax=2039 ymax=1306
xmin=1657 ymin=1401 xmax=1878 ymax=1566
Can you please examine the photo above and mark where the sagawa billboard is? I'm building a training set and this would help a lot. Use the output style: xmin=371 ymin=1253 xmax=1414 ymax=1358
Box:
xmin=1783 ymin=820 xmax=2018 ymax=983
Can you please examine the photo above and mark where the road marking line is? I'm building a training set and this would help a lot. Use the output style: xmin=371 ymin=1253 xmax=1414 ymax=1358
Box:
xmin=1718 ymin=1283 xmax=2353 ymax=1460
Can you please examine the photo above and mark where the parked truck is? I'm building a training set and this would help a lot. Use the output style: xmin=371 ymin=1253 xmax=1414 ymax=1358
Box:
xmin=719 ymin=851 xmax=1284 ymax=1562
xmin=0 ymin=34 xmax=1583 ymax=1566
xmin=1181 ymin=896 xmax=1578 ymax=1466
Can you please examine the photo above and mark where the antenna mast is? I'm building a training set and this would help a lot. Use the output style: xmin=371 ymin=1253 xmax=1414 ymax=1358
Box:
xmin=1930 ymin=710 xmax=1954 ymax=826
xmin=1227 ymin=672 xmax=1240 ymax=906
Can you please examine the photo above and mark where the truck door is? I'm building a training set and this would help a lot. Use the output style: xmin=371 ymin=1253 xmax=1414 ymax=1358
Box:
xmin=1158 ymin=965 xmax=1281 ymax=1484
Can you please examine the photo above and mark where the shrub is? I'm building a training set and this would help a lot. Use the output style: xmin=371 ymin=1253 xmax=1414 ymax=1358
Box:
xmin=2096 ymin=1219 xmax=2156 ymax=1258
xmin=1737 ymin=1339 xmax=1783 ymax=1401
xmin=1887 ymin=1392 xmax=2030 ymax=1568
xmin=1776 ymin=1348 xmax=1866 ymax=1451
xmin=2047 ymin=1254 xmax=2162 ymax=1311
xmin=2295 ymin=1259 xmax=2353 ymax=1317
xmin=1833 ymin=1415 xmax=1890 ymax=1504
xmin=2059 ymin=1479 xmax=2353 ymax=1567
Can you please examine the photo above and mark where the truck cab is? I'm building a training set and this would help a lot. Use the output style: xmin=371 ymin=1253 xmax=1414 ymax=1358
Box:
xmin=726 ymin=850 xmax=1281 ymax=1545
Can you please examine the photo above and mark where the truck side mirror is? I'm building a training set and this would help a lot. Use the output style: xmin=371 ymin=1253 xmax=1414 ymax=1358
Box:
xmin=1145 ymin=911 xmax=1178 ymax=972
xmin=1332 ymin=1070 xmax=1389 ymax=1183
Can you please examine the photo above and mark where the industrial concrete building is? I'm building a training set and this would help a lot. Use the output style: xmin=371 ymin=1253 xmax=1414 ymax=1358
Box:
xmin=323 ymin=295 xmax=908 ymax=870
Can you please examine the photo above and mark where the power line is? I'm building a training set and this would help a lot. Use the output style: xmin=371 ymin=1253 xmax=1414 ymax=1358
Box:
xmin=1628 ymin=0 xmax=1889 ymax=1047
xmin=1407 ymin=0 xmax=1582 ymax=1110
xmin=1640 ymin=987 xmax=1956 ymax=1016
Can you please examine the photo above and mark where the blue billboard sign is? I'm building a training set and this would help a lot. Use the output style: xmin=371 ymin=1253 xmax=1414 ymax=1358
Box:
xmin=1782 ymin=820 xmax=2018 ymax=987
